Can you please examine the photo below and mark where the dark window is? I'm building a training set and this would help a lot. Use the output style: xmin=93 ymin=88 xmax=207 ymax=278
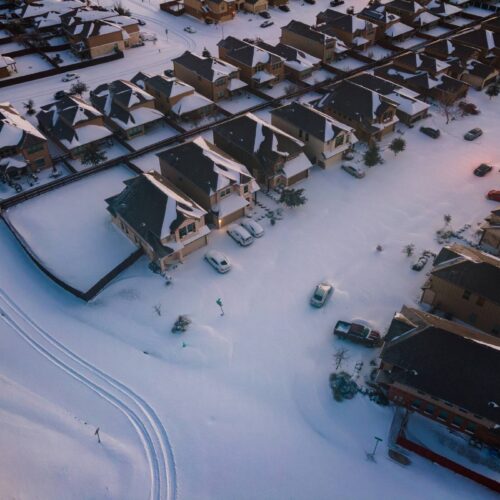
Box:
xmin=492 ymin=326 xmax=500 ymax=336
xmin=437 ymin=410 xmax=448 ymax=421
xmin=424 ymin=404 xmax=435 ymax=415
xmin=462 ymin=289 xmax=471 ymax=300
xmin=411 ymin=399 xmax=421 ymax=409
xmin=452 ymin=415 xmax=463 ymax=427
xmin=335 ymin=135 xmax=344 ymax=147
xmin=243 ymin=185 xmax=249 ymax=193
xmin=468 ymin=313 xmax=477 ymax=324
xmin=476 ymin=296 xmax=485 ymax=306
xmin=466 ymin=422 xmax=476 ymax=433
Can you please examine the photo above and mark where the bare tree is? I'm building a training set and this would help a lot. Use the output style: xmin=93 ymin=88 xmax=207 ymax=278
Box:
xmin=333 ymin=347 xmax=350 ymax=371
xmin=153 ymin=304 xmax=162 ymax=316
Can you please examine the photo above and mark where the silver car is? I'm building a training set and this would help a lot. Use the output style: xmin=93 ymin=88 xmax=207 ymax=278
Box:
xmin=227 ymin=224 xmax=254 ymax=246
xmin=241 ymin=219 xmax=264 ymax=238
xmin=310 ymin=282 xmax=334 ymax=307
xmin=205 ymin=251 xmax=231 ymax=273
xmin=341 ymin=164 xmax=365 ymax=178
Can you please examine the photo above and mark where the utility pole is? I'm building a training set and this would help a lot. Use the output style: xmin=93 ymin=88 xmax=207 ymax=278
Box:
xmin=366 ymin=436 xmax=382 ymax=462
xmin=95 ymin=427 xmax=101 ymax=444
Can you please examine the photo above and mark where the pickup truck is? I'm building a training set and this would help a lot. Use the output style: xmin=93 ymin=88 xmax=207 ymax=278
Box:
xmin=333 ymin=321 xmax=382 ymax=347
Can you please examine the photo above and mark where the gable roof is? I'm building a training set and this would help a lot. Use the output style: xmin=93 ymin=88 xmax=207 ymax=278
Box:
xmin=394 ymin=52 xmax=450 ymax=73
xmin=173 ymin=51 xmax=239 ymax=82
xmin=254 ymin=41 xmax=321 ymax=71
xmin=453 ymin=28 xmax=500 ymax=51
xmin=283 ymin=20 xmax=338 ymax=45
xmin=218 ymin=37 xmax=283 ymax=67
xmin=142 ymin=74 xmax=194 ymax=99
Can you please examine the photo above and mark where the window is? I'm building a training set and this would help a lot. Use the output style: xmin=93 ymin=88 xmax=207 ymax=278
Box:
xmin=179 ymin=223 xmax=195 ymax=238
xmin=468 ymin=313 xmax=477 ymax=324
xmin=220 ymin=187 xmax=231 ymax=198
xmin=437 ymin=410 xmax=448 ymax=422
xmin=27 ymin=143 xmax=44 ymax=154
xmin=462 ymin=289 xmax=471 ymax=300
xmin=411 ymin=399 xmax=421 ymax=409
xmin=335 ymin=135 xmax=344 ymax=148
xmin=476 ymin=296 xmax=485 ymax=306
xmin=424 ymin=403 xmax=435 ymax=415
xmin=452 ymin=415 xmax=463 ymax=427
xmin=243 ymin=185 xmax=249 ymax=193
xmin=466 ymin=422 xmax=477 ymax=433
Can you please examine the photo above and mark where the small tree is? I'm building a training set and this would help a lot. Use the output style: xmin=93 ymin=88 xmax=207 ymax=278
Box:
xmin=333 ymin=347 xmax=350 ymax=371
xmin=114 ymin=1 xmax=131 ymax=15
xmin=486 ymin=83 xmax=499 ymax=99
xmin=69 ymin=80 xmax=88 ymax=97
xmin=403 ymin=243 xmax=415 ymax=257
xmin=389 ymin=137 xmax=406 ymax=156
xmin=364 ymin=143 xmax=382 ymax=167
xmin=279 ymin=188 xmax=307 ymax=208
xmin=443 ymin=214 xmax=452 ymax=226
xmin=81 ymin=144 xmax=107 ymax=168
xmin=202 ymin=47 xmax=211 ymax=58
xmin=23 ymin=99 xmax=36 ymax=116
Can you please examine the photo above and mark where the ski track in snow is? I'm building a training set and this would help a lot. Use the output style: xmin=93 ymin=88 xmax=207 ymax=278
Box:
xmin=0 ymin=289 xmax=177 ymax=500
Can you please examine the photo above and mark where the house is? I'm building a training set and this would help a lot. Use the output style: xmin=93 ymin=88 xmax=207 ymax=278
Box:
xmin=218 ymin=37 xmax=285 ymax=88
xmin=270 ymin=102 xmax=357 ymax=168
xmin=106 ymin=171 xmax=210 ymax=271
xmin=172 ymin=51 xmax=247 ymax=102
xmin=315 ymin=80 xmax=399 ymax=144
xmin=213 ymin=113 xmax=311 ymax=188
xmin=133 ymin=73 xmax=216 ymax=121
xmin=254 ymin=41 xmax=321 ymax=82
xmin=392 ymin=52 xmax=451 ymax=76
xmin=89 ymin=80 xmax=164 ymax=140
xmin=479 ymin=207 xmax=500 ymax=256
xmin=349 ymin=73 xmax=430 ymax=124
xmin=158 ymin=136 xmax=259 ymax=227
xmin=280 ymin=20 xmax=348 ymax=64
xmin=0 ymin=54 xmax=16 ymax=79
xmin=377 ymin=306 xmax=500 ymax=448
xmin=0 ymin=102 xmax=52 ymax=175
xmin=421 ymin=243 xmax=500 ymax=336
xmin=482 ymin=15 xmax=500 ymax=34
xmin=183 ymin=0 xmax=236 ymax=23
xmin=461 ymin=59 xmax=499 ymax=89
xmin=37 ymin=95 xmax=113 ymax=159
xmin=14 ymin=0 xmax=84 ymax=22
xmin=452 ymin=28 xmax=500 ymax=67
xmin=426 ymin=0 xmax=463 ymax=21
xmin=424 ymin=38 xmax=479 ymax=75
xmin=384 ymin=0 xmax=439 ymax=30
xmin=315 ymin=9 xmax=377 ymax=50
xmin=241 ymin=0 xmax=268 ymax=13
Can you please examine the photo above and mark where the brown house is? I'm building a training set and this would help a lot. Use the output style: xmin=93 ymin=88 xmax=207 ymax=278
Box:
xmin=461 ymin=59 xmax=499 ymax=89
xmin=218 ymin=37 xmax=285 ymax=88
xmin=421 ymin=243 xmax=500 ymax=336
xmin=479 ymin=207 xmax=500 ymax=256
xmin=384 ymin=0 xmax=439 ymax=30
xmin=0 ymin=102 xmax=52 ymax=174
xmin=158 ymin=136 xmax=259 ymax=227
xmin=172 ymin=51 xmax=247 ymax=102
xmin=184 ymin=0 xmax=236 ymax=22
xmin=377 ymin=306 xmax=500 ymax=448
xmin=106 ymin=171 xmax=210 ymax=271
xmin=452 ymin=28 xmax=500 ymax=68
xmin=0 ymin=55 xmax=16 ymax=79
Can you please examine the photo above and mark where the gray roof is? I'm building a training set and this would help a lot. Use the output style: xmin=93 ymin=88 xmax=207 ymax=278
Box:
xmin=218 ymin=36 xmax=282 ymax=67
xmin=282 ymin=20 xmax=334 ymax=45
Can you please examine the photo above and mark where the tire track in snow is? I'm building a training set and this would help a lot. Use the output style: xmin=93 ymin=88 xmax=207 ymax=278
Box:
xmin=0 ymin=289 xmax=177 ymax=500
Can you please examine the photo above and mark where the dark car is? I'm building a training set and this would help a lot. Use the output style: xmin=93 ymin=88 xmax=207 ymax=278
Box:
xmin=487 ymin=190 xmax=500 ymax=202
xmin=164 ymin=69 xmax=174 ymax=77
xmin=260 ymin=20 xmax=274 ymax=28
xmin=464 ymin=128 xmax=483 ymax=141
xmin=259 ymin=10 xmax=271 ymax=18
xmin=279 ymin=4 xmax=290 ymax=11
xmin=474 ymin=163 xmax=493 ymax=177
xmin=134 ymin=18 xmax=146 ymax=26
xmin=330 ymin=0 xmax=344 ymax=5
xmin=54 ymin=90 xmax=68 ymax=100
xmin=304 ymin=0 xmax=316 ymax=4
xmin=419 ymin=126 xmax=440 ymax=139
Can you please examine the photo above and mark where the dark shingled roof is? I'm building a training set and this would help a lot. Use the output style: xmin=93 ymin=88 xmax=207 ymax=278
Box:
xmin=217 ymin=37 xmax=282 ymax=67
xmin=282 ymin=20 xmax=335 ymax=45
xmin=172 ymin=51 xmax=237 ymax=81
xmin=350 ymin=72 xmax=400 ymax=95
xmin=453 ymin=28 xmax=500 ymax=51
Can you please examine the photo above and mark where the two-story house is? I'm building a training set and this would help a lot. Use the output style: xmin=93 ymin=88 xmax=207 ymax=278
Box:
xmin=479 ymin=207 xmax=500 ymax=256
xmin=452 ymin=28 xmax=500 ymax=68
xmin=424 ymin=39 xmax=479 ymax=78
xmin=36 ymin=95 xmax=113 ymax=159
xmin=172 ymin=51 xmax=247 ymax=102
xmin=384 ymin=0 xmax=439 ymax=30
xmin=106 ymin=171 xmax=210 ymax=271
xmin=271 ymin=102 xmax=357 ymax=168
xmin=213 ymin=113 xmax=311 ymax=188
xmin=421 ymin=243 xmax=500 ymax=336
xmin=183 ymin=0 xmax=236 ymax=23
xmin=158 ymin=136 xmax=259 ymax=227
xmin=217 ymin=37 xmax=285 ymax=88
xmin=315 ymin=80 xmax=399 ymax=143
xmin=89 ymin=80 xmax=164 ymax=140
xmin=280 ymin=20 xmax=348 ymax=63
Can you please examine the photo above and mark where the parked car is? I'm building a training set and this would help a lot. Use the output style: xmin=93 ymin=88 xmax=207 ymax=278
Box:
xmin=205 ymin=251 xmax=231 ymax=273
xmin=205 ymin=18 xmax=214 ymax=24
xmin=260 ymin=20 xmax=274 ymax=28
xmin=164 ymin=69 xmax=174 ymax=77
xmin=241 ymin=219 xmax=264 ymax=238
xmin=310 ymin=282 xmax=334 ymax=308
xmin=133 ymin=17 xmax=146 ymax=26
xmin=279 ymin=4 xmax=290 ymax=11
xmin=330 ymin=0 xmax=344 ymax=5
xmin=54 ymin=90 xmax=68 ymax=100
xmin=419 ymin=126 xmax=440 ymax=139
xmin=259 ymin=11 xmax=271 ymax=19
xmin=474 ymin=163 xmax=493 ymax=177
xmin=341 ymin=164 xmax=365 ymax=178
xmin=227 ymin=224 xmax=254 ymax=246
xmin=304 ymin=0 xmax=316 ymax=4
xmin=464 ymin=128 xmax=483 ymax=141
xmin=184 ymin=26 xmax=196 ymax=33
xmin=487 ymin=190 xmax=500 ymax=202
xmin=333 ymin=321 xmax=382 ymax=347
xmin=62 ymin=72 xmax=79 ymax=82
xmin=140 ymin=32 xmax=157 ymax=41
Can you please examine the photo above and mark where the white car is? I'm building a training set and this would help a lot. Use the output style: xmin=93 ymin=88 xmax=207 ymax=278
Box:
xmin=310 ymin=282 xmax=334 ymax=308
xmin=62 ymin=72 xmax=79 ymax=82
xmin=184 ymin=26 xmax=196 ymax=33
xmin=241 ymin=219 xmax=264 ymax=238
xmin=341 ymin=164 xmax=365 ymax=179
xmin=227 ymin=224 xmax=254 ymax=246
xmin=205 ymin=251 xmax=231 ymax=273
xmin=139 ymin=32 xmax=157 ymax=41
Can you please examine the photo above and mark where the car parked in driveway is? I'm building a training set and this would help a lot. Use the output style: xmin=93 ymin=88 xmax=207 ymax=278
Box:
xmin=260 ymin=20 xmax=274 ymax=28
xmin=310 ymin=282 xmax=334 ymax=308
xmin=205 ymin=251 xmax=231 ymax=273
xmin=54 ymin=90 xmax=69 ymax=100
xmin=279 ymin=4 xmax=290 ymax=11
xmin=227 ymin=224 xmax=254 ymax=246
xmin=341 ymin=164 xmax=365 ymax=178
xmin=419 ymin=126 xmax=440 ymax=139
xmin=259 ymin=11 xmax=271 ymax=19
xmin=487 ymin=190 xmax=500 ymax=202
xmin=184 ymin=26 xmax=196 ymax=33
xmin=464 ymin=128 xmax=483 ymax=141
xmin=474 ymin=163 xmax=493 ymax=177
xmin=241 ymin=219 xmax=264 ymax=238
xmin=62 ymin=72 xmax=79 ymax=82
xmin=334 ymin=321 xmax=382 ymax=347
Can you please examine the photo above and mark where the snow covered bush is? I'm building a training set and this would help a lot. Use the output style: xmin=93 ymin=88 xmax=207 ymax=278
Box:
xmin=279 ymin=188 xmax=307 ymax=208
xmin=364 ymin=144 xmax=383 ymax=167
xmin=171 ymin=315 xmax=191 ymax=334
xmin=329 ymin=372 xmax=358 ymax=402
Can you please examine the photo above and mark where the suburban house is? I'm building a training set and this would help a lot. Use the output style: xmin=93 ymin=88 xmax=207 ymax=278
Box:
xmin=183 ymin=0 xmax=236 ymax=22
xmin=461 ymin=59 xmax=499 ymax=89
xmin=315 ymin=9 xmax=377 ymax=50
xmin=37 ymin=95 xmax=113 ymax=159
xmin=0 ymin=54 xmax=16 ymax=78
xmin=482 ymin=14 xmax=500 ymax=33
xmin=217 ymin=37 xmax=285 ymax=88
xmin=239 ymin=0 xmax=268 ymax=13
xmin=384 ymin=0 xmax=439 ymax=30
xmin=172 ymin=51 xmax=247 ymax=102
xmin=421 ymin=243 xmax=500 ymax=336
xmin=377 ymin=306 xmax=500 ymax=448
xmin=213 ymin=113 xmax=311 ymax=188
xmin=270 ymin=102 xmax=357 ymax=168
xmin=392 ymin=52 xmax=451 ymax=77
xmin=426 ymin=0 xmax=463 ymax=22
xmin=0 ymin=102 xmax=52 ymax=175
xmin=280 ymin=20 xmax=348 ymax=63
xmin=452 ymin=28 xmax=500 ymax=67
xmin=158 ymin=136 xmax=259 ymax=227
xmin=315 ymin=80 xmax=399 ymax=144
xmin=349 ymin=73 xmax=430 ymax=124
xmin=133 ymin=73 xmax=216 ymax=121
xmin=106 ymin=171 xmax=210 ymax=271
xmin=424 ymin=38 xmax=479 ymax=77
xmin=14 ymin=0 xmax=84 ymax=22
xmin=89 ymin=80 xmax=164 ymax=140
xmin=479 ymin=207 xmax=500 ymax=256
xmin=254 ymin=41 xmax=321 ymax=82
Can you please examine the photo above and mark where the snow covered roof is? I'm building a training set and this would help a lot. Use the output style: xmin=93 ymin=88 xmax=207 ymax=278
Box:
xmin=19 ymin=0 xmax=83 ymax=19
xmin=251 ymin=70 xmax=276 ymax=84
xmin=282 ymin=152 xmax=312 ymax=179
xmin=218 ymin=37 xmax=283 ymax=68
xmin=227 ymin=78 xmax=247 ymax=91
xmin=254 ymin=41 xmax=321 ymax=72
xmin=0 ymin=55 xmax=15 ymax=69
xmin=173 ymin=51 xmax=240 ymax=82
xmin=385 ymin=21 xmax=414 ymax=38
xmin=141 ymin=74 xmax=194 ymax=99
xmin=171 ymin=93 xmax=214 ymax=117
xmin=213 ymin=193 xmax=250 ymax=218
xmin=59 ymin=123 xmax=112 ymax=149
xmin=413 ymin=11 xmax=439 ymax=27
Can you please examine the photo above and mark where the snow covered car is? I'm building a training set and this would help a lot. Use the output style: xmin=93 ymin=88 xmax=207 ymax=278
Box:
xmin=279 ymin=4 xmax=290 ymax=11
xmin=62 ymin=72 xmax=79 ymax=82
xmin=240 ymin=219 xmax=264 ymax=238
xmin=140 ymin=32 xmax=157 ymax=41
xmin=260 ymin=20 xmax=274 ymax=28
xmin=333 ymin=321 xmax=381 ymax=347
xmin=487 ymin=190 xmax=500 ymax=202
xmin=310 ymin=282 xmax=334 ymax=308
xmin=341 ymin=164 xmax=365 ymax=178
xmin=184 ymin=26 xmax=196 ymax=33
xmin=419 ymin=126 xmax=440 ymax=139
xmin=464 ymin=128 xmax=482 ymax=141
xmin=227 ymin=224 xmax=254 ymax=246
xmin=259 ymin=11 xmax=271 ymax=19
xmin=205 ymin=251 xmax=231 ymax=273
xmin=54 ymin=90 xmax=69 ymax=100
xmin=474 ymin=163 xmax=493 ymax=177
